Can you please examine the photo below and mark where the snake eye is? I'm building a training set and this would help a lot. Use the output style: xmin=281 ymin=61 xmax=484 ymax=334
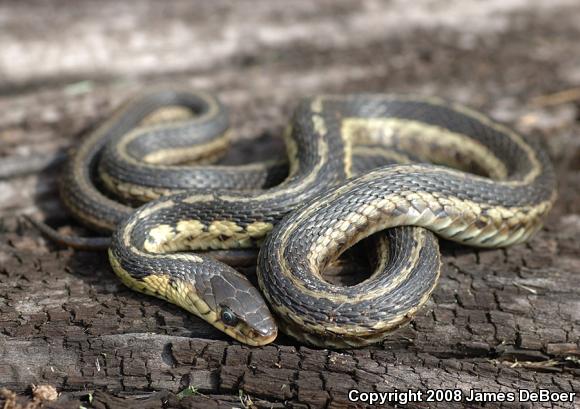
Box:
xmin=221 ymin=308 xmax=239 ymax=327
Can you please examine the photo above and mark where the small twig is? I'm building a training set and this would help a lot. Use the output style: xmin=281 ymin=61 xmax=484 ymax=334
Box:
xmin=530 ymin=87 xmax=580 ymax=107
xmin=513 ymin=281 xmax=538 ymax=294
xmin=508 ymin=359 xmax=561 ymax=369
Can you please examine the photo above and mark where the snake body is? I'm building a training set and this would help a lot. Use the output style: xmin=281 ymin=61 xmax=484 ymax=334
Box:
xmin=60 ymin=90 xmax=289 ymax=233
xmin=50 ymin=90 xmax=556 ymax=347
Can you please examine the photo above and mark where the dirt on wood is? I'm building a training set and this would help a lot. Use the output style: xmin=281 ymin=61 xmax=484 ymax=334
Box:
xmin=0 ymin=1 xmax=579 ymax=408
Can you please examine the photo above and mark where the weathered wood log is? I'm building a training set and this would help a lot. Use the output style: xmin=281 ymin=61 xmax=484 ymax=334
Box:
xmin=1 ymin=1 xmax=579 ymax=408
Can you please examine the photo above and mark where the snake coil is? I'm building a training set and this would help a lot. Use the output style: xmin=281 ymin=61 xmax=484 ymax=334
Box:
xmin=44 ymin=90 xmax=557 ymax=347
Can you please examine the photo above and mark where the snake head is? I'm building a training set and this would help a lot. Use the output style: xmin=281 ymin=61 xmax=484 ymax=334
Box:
xmin=194 ymin=259 xmax=278 ymax=346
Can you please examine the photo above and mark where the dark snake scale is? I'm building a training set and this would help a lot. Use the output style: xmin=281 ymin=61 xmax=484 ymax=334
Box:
xmin=37 ymin=89 xmax=556 ymax=347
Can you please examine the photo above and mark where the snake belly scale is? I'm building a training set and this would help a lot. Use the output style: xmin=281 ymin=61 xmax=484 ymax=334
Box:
xmin=55 ymin=89 xmax=556 ymax=348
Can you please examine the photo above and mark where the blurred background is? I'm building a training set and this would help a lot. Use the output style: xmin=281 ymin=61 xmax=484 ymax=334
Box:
xmin=0 ymin=0 xmax=580 ymax=214
xmin=1 ymin=0 xmax=579 ymax=217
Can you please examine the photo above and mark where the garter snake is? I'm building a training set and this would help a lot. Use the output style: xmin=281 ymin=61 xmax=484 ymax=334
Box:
xmin=41 ymin=90 xmax=556 ymax=347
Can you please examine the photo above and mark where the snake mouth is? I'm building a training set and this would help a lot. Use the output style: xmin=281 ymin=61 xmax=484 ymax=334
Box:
xmin=242 ymin=328 xmax=279 ymax=347
xmin=218 ymin=320 xmax=278 ymax=346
